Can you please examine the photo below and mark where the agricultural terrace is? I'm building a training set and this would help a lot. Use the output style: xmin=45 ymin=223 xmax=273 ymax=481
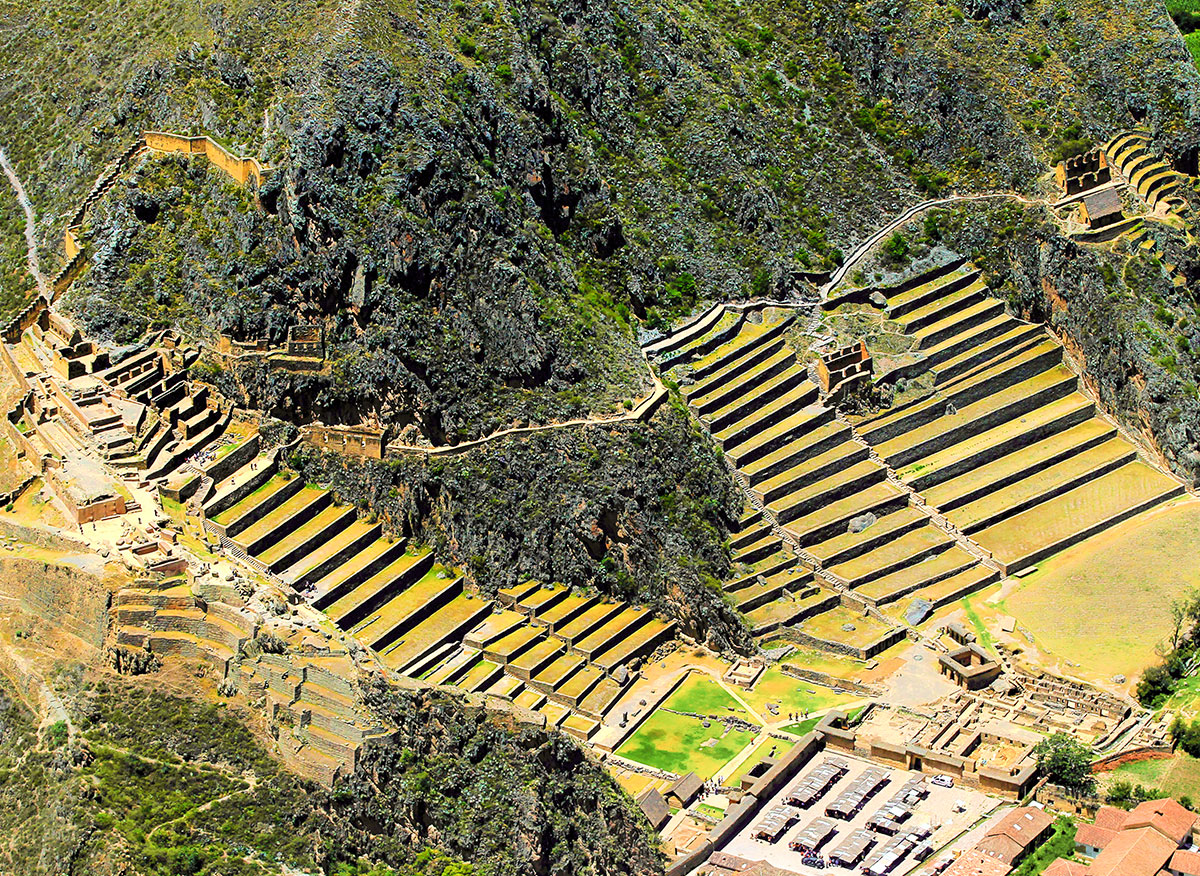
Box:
xmin=1004 ymin=499 xmax=1200 ymax=684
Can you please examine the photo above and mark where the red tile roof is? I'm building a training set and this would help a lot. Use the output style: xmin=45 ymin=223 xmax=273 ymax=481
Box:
xmin=1045 ymin=860 xmax=1091 ymax=876
xmin=1095 ymin=807 xmax=1132 ymax=833
xmin=944 ymin=849 xmax=1014 ymax=876
xmin=1125 ymin=800 xmax=1197 ymax=845
xmin=1169 ymin=849 xmax=1200 ymax=876
xmin=1088 ymin=826 xmax=1178 ymax=876
xmin=987 ymin=808 xmax=1056 ymax=847
xmin=1076 ymin=824 xmax=1119 ymax=852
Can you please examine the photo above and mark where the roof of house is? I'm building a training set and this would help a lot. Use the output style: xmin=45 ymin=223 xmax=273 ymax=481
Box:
xmin=636 ymin=787 xmax=670 ymax=829
xmin=1169 ymin=849 xmax=1200 ymax=876
xmin=1076 ymin=823 xmax=1119 ymax=851
xmin=1082 ymin=188 xmax=1123 ymax=221
xmin=1044 ymin=859 xmax=1092 ymax=876
xmin=1124 ymin=799 xmax=1196 ymax=845
xmin=1087 ymin=823 xmax=1178 ymax=876
xmin=667 ymin=771 xmax=703 ymax=804
xmin=987 ymin=807 xmax=1056 ymax=846
xmin=975 ymin=835 xmax=1027 ymax=865
xmin=944 ymin=848 xmax=1014 ymax=876
xmin=1095 ymin=807 xmax=1132 ymax=833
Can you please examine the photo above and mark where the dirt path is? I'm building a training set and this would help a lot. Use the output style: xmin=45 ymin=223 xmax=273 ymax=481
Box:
xmin=823 ymin=191 xmax=1038 ymax=293
xmin=0 ymin=142 xmax=47 ymax=297
xmin=0 ymin=633 xmax=76 ymax=744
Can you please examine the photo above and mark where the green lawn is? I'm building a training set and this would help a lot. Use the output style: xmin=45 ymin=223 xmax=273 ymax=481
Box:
xmin=616 ymin=710 xmax=756 ymax=779
xmin=1187 ymin=32 xmax=1200 ymax=69
xmin=663 ymin=673 xmax=749 ymax=716
xmin=740 ymin=665 xmax=859 ymax=717
xmin=1102 ymin=753 xmax=1200 ymax=800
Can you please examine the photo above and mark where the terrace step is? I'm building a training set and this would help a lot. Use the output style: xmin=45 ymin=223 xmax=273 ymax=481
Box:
xmin=426 ymin=647 xmax=479 ymax=686
xmin=212 ymin=471 xmax=297 ymax=529
xmin=593 ymin=618 xmax=675 ymax=673
xmin=731 ymin=404 xmax=837 ymax=469
xmin=875 ymin=365 xmax=1080 ymax=468
xmin=501 ymin=632 xmax=566 ymax=680
xmin=830 ymin=526 xmax=956 ymax=588
xmin=318 ymin=547 xmax=433 ymax=626
xmin=551 ymin=663 xmax=604 ymax=707
xmin=554 ymin=601 xmax=627 ymax=645
xmin=497 ymin=580 xmax=543 ymax=607
xmin=881 ymin=259 xmax=971 ymax=314
xmin=741 ymin=418 xmax=850 ymax=484
xmin=455 ymin=658 xmax=504 ymax=693
xmin=912 ymin=298 xmax=1007 ymax=350
xmin=932 ymin=322 xmax=1047 ymax=386
xmin=533 ymin=592 xmax=601 ymax=633
xmin=730 ymin=519 xmax=774 ymax=552
xmin=689 ymin=315 xmax=794 ymax=381
xmin=703 ymin=362 xmax=811 ymax=433
xmin=572 ymin=607 xmax=651 ymax=660
xmin=689 ymin=347 xmax=797 ymax=418
xmin=382 ymin=595 xmax=494 ymax=675
xmin=745 ymin=589 xmax=840 ymax=635
xmin=784 ymin=482 xmax=908 ymax=547
xmin=904 ymin=565 xmax=999 ymax=613
xmin=517 ymin=583 xmax=571 ymax=617
xmin=886 ymin=267 xmax=980 ymax=319
xmin=260 ymin=504 xmax=357 ymax=572
xmin=732 ymin=576 xmax=790 ymax=612
xmin=234 ymin=486 xmax=331 ymax=556
xmin=920 ymin=418 xmax=1119 ymax=512
xmin=352 ymin=569 xmax=464 ymax=652
xmin=855 ymin=547 xmax=980 ymax=606
xmin=528 ymin=652 xmax=585 ymax=692
xmin=282 ymin=520 xmax=382 ymax=587
xmin=860 ymin=340 xmax=1064 ymax=446
xmin=972 ymin=461 xmax=1184 ymax=574
xmin=462 ymin=608 xmax=528 ymax=649
xmin=713 ymin=377 xmax=820 ymax=451
xmin=752 ymin=440 xmax=869 ymax=505
xmin=481 ymin=624 xmax=547 ymax=664
xmin=578 ymin=676 xmax=628 ymax=720
xmin=768 ymin=458 xmax=889 ymax=524
xmin=724 ymin=551 xmax=800 ymax=592
xmin=893 ymin=277 xmax=988 ymax=333
xmin=806 ymin=507 xmax=929 ymax=568
xmin=912 ymin=314 xmax=1030 ymax=375
xmin=732 ymin=530 xmax=786 ymax=566
xmin=687 ymin=336 xmax=786 ymax=401
xmin=310 ymin=538 xmax=413 ymax=608
xmin=898 ymin=393 xmax=1096 ymax=491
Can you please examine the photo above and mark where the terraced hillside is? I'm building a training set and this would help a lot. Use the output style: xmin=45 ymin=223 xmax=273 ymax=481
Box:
xmin=662 ymin=263 xmax=1186 ymax=649
xmin=203 ymin=466 xmax=676 ymax=741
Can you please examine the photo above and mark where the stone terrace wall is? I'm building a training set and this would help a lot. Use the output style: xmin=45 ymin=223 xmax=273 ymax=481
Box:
xmin=143 ymin=132 xmax=270 ymax=187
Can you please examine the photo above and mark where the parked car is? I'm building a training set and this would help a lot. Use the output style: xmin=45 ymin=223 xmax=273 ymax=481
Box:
xmin=802 ymin=856 xmax=827 ymax=869
xmin=930 ymin=775 xmax=954 ymax=788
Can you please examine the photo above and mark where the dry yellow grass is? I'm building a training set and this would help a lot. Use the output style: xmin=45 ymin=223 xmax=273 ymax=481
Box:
xmin=1003 ymin=499 xmax=1200 ymax=682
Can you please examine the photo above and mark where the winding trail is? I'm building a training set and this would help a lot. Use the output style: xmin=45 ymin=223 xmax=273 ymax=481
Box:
xmin=823 ymin=191 xmax=1038 ymax=293
xmin=0 ymin=142 xmax=47 ymax=297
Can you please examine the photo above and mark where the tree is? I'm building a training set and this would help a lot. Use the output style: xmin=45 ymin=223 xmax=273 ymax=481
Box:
xmin=1138 ymin=663 xmax=1176 ymax=708
xmin=1034 ymin=733 xmax=1096 ymax=794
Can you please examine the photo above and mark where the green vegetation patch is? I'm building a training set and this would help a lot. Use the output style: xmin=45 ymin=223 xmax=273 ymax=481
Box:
xmin=616 ymin=708 xmax=756 ymax=779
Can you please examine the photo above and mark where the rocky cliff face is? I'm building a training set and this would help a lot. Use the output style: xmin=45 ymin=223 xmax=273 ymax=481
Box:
xmin=339 ymin=681 xmax=664 ymax=876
